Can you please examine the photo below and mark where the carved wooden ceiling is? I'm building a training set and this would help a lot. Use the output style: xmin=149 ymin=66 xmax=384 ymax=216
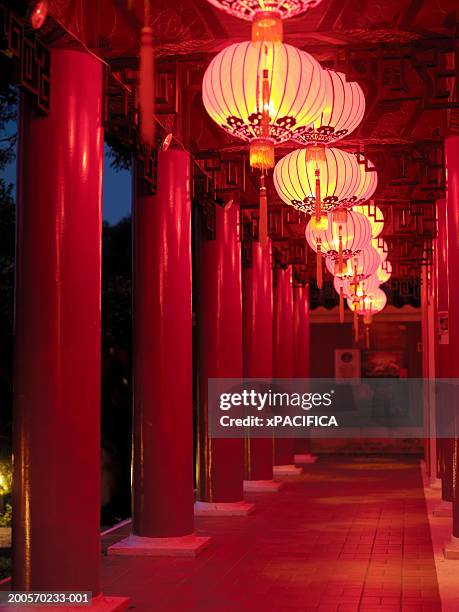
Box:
xmin=4 ymin=0 xmax=458 ymax=299
xmin=35 ymin=0 xmax=458 ymax=151
xmin=45 ymin=0 xmax=458 ymax=57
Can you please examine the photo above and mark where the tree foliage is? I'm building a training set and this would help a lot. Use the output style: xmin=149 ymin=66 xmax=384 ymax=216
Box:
xmin=0 ymin=76 xmax=133 ymax=521
xmin=0 ymin=79 xmax=16 ymax=459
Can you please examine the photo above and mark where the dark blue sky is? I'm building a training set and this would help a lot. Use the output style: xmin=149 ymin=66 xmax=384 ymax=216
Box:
xmin=1 ymin=120 xmax=132 ymax=224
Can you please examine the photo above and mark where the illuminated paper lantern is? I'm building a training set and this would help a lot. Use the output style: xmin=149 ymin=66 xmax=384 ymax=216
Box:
xmin=334 ymin=274 xmax=380 ymax=300
xmin=202 ymin=41 xmax=326 ymax=170
xmin=353 ymin=202 xmax=384 ymax=238
xmin=326 ymin=245 xmax=380 ymax=280
xmin=348 ymin=287 xmax=387 ymax=344
xmin=347 ymin=288 xmax=387 ymax=317
xmin=334 ymin=272 xmax=379 ymax=324
xmin=273 ymin=147 xmax=377 ymax=217
xmin=306 ymin=211 xmax=372 ymax=259
xmin=203 ymin=40 xmax=326 ymax=243
xmin=306 ymin=211 xmax=372 ymax=288
xmin=293 ymin=70 xmax=365 ymax=147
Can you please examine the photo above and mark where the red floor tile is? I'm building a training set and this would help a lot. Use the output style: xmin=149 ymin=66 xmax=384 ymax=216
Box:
xmin=102 ymin=455 xmax=441 ymax=611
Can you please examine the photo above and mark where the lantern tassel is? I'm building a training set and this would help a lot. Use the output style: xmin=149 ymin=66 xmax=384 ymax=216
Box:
xmin=339 ymin=286 xmax=344 ymax=324
xmin=338 ymin=226 xmax=343 ymax=275
xmin=259 ymin=174 xmax=268 ymax=247
xmin=316 ymin=240 xmax=323 ymax=290
xmin=365 ymin=325 xmax=370 ymax=349
xmin=315 ymin=165 xmax=321 ymax=224
xmin=139 ymin=1 xmax=155 ymax=146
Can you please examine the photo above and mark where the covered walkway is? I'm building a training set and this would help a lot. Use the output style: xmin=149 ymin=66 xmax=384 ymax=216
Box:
xmin=102 ymin=456 xmax=440 ymax=612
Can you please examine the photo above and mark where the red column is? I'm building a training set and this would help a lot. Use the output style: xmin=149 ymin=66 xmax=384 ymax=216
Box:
xmin=445 ymin=136 xmax=459 ymax=552
xmin=107 ymin=148 xmax=210 ymax=559
xmin=272 ymin=267 xmax=300 ymax=472
xmin=435 ymin=198 xmax=453 ymax=505
xmin=131 ymin=150 xmax=194 ymax=538
xmin=196 ymin=203 xmax=254 ymax=514
xmin=242 ymin=240 xmax=274 ymax=484
xmin=293 ymin=283 xmax=315 ymax=462
xmin=109 ymin=150 xmax=210 ymax=555
xmin=13 ymin=51 xmax=104 ymax=593
xmin=293 ymin=284 xmax=310 ymax=380
xmin=421 ymin=266 xmax=436 ymax=480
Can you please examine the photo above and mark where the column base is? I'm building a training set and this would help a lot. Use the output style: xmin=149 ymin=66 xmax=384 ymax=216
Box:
xmin=107 ymin=533 xmax=211 ymax=557
xmin=243 ymin=479 xmax=284 ymax=493
xmin=294 ymin=453 xmax=318 ymax=464
xmin=194 ymin=501 xmax=255 ymax=516
xmin=433 ymin=501 xmax=452 ymax=517
xmin=0 ymin=595 xmax=129 ymax=611
xmin=273 ymin=464 xmax=303 ymax=477
xmin=444 ymin=535 xmax=459 ymax=560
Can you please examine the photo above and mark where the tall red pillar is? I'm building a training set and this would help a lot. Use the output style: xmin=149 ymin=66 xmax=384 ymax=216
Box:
xmin=293 ymin=283 xmax=316 ymax=464
xmin=109 ymin=150 xmax=209 ymax=555
xmin=272 ymin=267 xmax=302 ymax=476
xmin=434 ymin=198 xmax=453 ymax=513
xmin=12 ymin=50 xmax=127 ymax=607
xmin=424 ymin=261 xmax=439 ymax=485
xmin=196 ymin=203 xmax=254 ymax=515
xmin=444 ymin=136 xmax=459 ymax=557
xmin=242 ymin=240 xmax=280 ymax=492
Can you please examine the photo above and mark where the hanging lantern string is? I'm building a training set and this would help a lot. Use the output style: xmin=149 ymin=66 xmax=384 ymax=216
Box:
xmin=365 ymin=325 xmax=370 ymax=349
xmin=350 ymin=258 xmax=359 ymax=294
xmin=338 ymin=224 xmax=343 ymax=275
xmin=314 ymin=164 xmax=321 ymax=224
xmin=259 ymin=173 xmax=268 ymax=246
xmin=257 ymin=61 xmax=271 ymax=246
xmin=316 ymin=238 xmax=323 ymax=290
xmin=261 ymin=65 xmax=270 ymax=134
xmin=314 ymin=166 xmax=323 ymax=285
xmin=139 ymin=0 xmax=155 ymax=146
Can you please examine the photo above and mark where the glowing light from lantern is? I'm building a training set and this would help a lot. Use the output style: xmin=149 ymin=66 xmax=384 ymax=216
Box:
xmin=206 ymin=0 xmax=324 ymax=21
xmin=306 ymin=210 xmax=372 ymax=261
xmin=326 ymin=245 xmax=380 ymax=280
xmin=273 ymin=147 xmax=378 ymax=216
xmin=347 ymin=288 xmax=387 ymax=316
xmin=334 ymin=274 xmax=380 ymax=300
xmin=29 ymin=0 xmax=48 ymax=29
xmin=354 ymin=202 xmax=384 ymax=238
xmin=202 ymin=41 xmax=326 ymax=171
xmin=292 ymin=70 xmax=365 ymax=147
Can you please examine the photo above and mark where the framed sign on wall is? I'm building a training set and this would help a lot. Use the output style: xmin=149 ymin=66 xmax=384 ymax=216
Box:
xmin=334 ymin=349 xmax=361 ymax=380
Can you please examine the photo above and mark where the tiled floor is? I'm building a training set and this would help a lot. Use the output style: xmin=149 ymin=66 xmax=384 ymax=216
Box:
xmin=102 ymin=456 xmax=441 ymax=611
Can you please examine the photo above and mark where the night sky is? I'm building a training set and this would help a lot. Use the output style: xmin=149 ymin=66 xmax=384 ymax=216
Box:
xmin=1 ymin=121 xmax=132 ymax=224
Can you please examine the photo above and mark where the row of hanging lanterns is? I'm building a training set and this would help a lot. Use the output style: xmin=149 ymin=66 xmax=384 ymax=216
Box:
xmin=333 ymin=202 xmax=393 ymax=345
xmin=202 ymin=0 xmax=391 ymax=336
